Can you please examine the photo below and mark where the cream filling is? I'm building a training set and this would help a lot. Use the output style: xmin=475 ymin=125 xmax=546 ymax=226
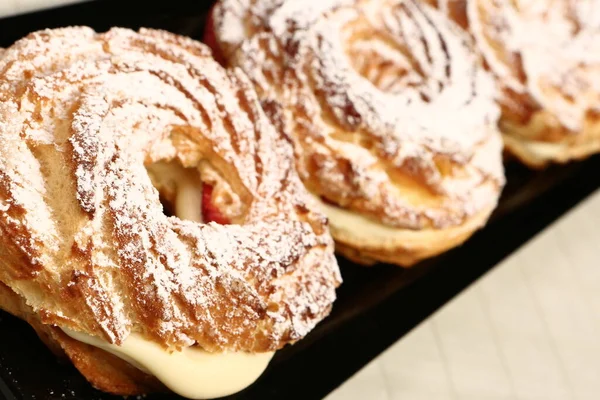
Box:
xmin=515 ymin=139 xmax=600 ymax=162
xmin=147 ymin=161 xmax=204 ymax=222
xmin=62 ymin=329 xmax=274 ymax=399
xmin=311 ymin=195 xmax=413 ymax=245
xmin=504 ymin=134 xmax=595 ymax=164
xmin=312 ymin=194 xmax=485 ymax=250
xmin=517 ymin=140 xmax=569 ymax=158
xmin=61 ymin=175 xmax=274 ymax=399
xmin=174 ymin=172 xmax=204 ymax=222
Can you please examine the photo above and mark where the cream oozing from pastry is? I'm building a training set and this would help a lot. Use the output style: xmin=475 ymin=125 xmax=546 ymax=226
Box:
xmin=61 ymin=176 xmax=274 ymax=399
xmin=62 ymin=328 xmax=274 ymax=399
xmin=510 ymin=141 xmax=569 ymax=158
xmin=0 ymin=26 xmax=339 ymax=399
xmin=311 ymin=193 xmax=489 ymax=249
xmin=312 ymin=195 xmax=418 ymax=244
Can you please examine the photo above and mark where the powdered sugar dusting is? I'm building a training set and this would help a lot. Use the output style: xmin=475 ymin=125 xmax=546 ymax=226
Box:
xmin=213 ymin=0 xmax=504 ymax=229
xmin=451 ymin=0 xmax=600 ymax=132
xmin=0 ymin=27 xmax=340 ymax=353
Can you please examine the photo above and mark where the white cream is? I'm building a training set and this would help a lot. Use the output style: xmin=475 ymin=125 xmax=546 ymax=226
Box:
xmin=175 ymin=174 xmax=204 ymax=223
xmin=147 ymin=162 xmax=204 ymax=223
xmin=518 ymin=140 xmax=569 ymax=158
xmin=312 ymin=195 xmax=488 ymax=264
xmin=311 ymin=195 xmax=417 ymax=246
xmin=64 ymin=163 xmax=274 ymax=399
xmin=62 ymin=328 xmax=274 ymax=399
xmin=505 ymin=135 xmax=599 ymax=165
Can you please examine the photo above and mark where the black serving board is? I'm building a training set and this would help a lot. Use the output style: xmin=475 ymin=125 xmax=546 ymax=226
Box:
xmin=1 ymin=2 xmax=600 ymax=400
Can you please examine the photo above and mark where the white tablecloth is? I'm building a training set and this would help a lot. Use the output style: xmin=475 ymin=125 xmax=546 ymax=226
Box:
xmin=0 ymin=0 xmax=86 ymax=18
xmin=328 ymin=189 xmax=600 ymax=400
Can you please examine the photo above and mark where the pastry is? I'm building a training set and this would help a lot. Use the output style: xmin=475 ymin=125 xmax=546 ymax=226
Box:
xmin=427 ymin=0 xmax=600 ymax=167
xmin=207 ymin=0 xmax=505 ymax=266
xmin=0 ymin=27 xmax=341 ymax=399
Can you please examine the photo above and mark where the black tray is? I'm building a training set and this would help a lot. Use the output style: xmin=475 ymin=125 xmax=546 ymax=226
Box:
xmin=1 ymin=2 xmax=599 ymax=400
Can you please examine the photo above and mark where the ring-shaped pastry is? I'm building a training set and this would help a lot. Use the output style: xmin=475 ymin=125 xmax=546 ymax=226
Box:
xmin=0 ymin=27 xmax=340 ymax=398
xmin=208 ymin=0 xmax=505 ymax=266
xmin=428 ymin=0 xmax=600 ymax=167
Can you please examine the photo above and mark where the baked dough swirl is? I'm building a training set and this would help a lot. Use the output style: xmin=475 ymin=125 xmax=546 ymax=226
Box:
xmin=209 ymin=0 xmax=505 ymax=266
xmin=428 ymin=0 xmax=600 ymax=167
xmin=0 ymin=27 xmax=340 ymax=395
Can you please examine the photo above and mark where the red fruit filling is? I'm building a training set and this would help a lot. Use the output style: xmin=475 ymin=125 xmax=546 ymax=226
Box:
xmin=202 ymin=184 xmax=230 ymax=224
xmin=203 ymin=10 xmax=226 ymax=66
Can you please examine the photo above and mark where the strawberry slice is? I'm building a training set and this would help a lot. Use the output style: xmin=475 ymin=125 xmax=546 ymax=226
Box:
xmin=203 ymin=9 xmax=226 ymax=66
xmin=202 ymin=184 xmax=230 ymax=224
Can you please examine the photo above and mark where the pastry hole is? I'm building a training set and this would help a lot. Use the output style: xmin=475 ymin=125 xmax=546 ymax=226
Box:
xmin=146 ymin=161 xmax=205 ymax=223
xmin=146 ymin=160 xmax=234 ymax=225
xmin=158 ymin=192 xmax=176 ymax=218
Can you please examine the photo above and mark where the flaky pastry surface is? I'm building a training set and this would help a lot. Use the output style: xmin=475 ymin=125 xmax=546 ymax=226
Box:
xmin=211 ymin=0 xmax=504 ymax=231
xmin=0 ymin=27 xmax=340 ymax=355
xmin=210 ymin=0 xmax=505 ymax=265
xmin=429 ymin=0 xmax=600 ymax=167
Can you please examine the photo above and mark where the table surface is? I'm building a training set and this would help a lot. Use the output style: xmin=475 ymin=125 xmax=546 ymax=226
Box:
xmin=328 ymin=189 xmax=600 ymax=400
xmin=0 ymin=0 xmax=86 ymax=18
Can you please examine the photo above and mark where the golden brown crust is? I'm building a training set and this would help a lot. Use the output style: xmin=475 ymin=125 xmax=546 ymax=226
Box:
xmin=330 ymin=205 xmax=495 ymax=266
xmin=57 ymin=333 xmax=165 ymax=396
xmin=0 ymin=282 xmax=162 ymax=396
xmin=432 ymin=0 xmax=600 ymax=167
xmin=0 ymin=26 xmax=341 ymax=394
xmin=210 ymin=0 xmax=505 ymax=266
